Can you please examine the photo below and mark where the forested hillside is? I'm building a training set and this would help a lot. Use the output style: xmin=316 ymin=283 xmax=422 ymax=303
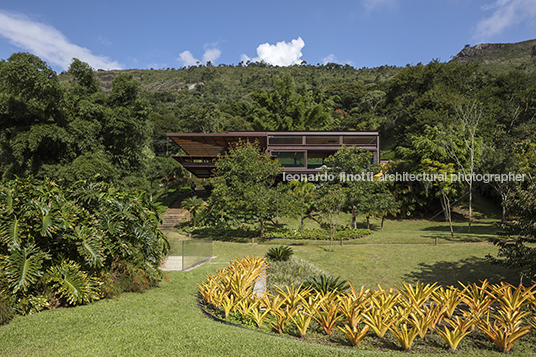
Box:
xmin=2 ymin=40 xmax=536 ymax=203
xmin=450 ymin=39 xmax=536 ymax=74
xmin=1 ymin=40 xmax=536 ymax=284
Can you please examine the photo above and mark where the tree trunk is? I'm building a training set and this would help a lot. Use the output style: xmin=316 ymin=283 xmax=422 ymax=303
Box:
xmin=300 ymin=214 xmax=304 ymax=231
xmin=352 ymin=206 xmax=357 ymax=229
xmin=468 ymin=182 xmax=472 ymax=233
xmin=381 ymin=215 xmax=385 ymax=231
xmin=366 ymin=215 xmax=370 ymax=230
xmin=501 ymin=192 xmax=508 ymax=223
xmin=329 ymin=218 xmax=334 ymax=252
xmin=259 ymin=212 xmax=264 ymax=237
xmin=440 ymin=190 xmax=454 ymax=238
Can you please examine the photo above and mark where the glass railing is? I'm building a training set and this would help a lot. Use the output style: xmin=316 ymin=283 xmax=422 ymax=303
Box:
xmin=181 ymin=237 xmax=213 ymax=271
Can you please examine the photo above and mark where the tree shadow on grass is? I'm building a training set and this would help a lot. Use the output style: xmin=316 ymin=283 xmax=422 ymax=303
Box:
xmin=421 ymin=224 xmax=499 ymax=243
xmin=421 ymin=234 xmax=486 ymax=243
xmin=402 ymin=256 xmax=521 ymax=287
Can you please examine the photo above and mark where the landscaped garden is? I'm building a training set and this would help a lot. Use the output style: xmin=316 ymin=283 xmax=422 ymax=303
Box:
xmin=2 ymin=209 xmax=535 ymax=356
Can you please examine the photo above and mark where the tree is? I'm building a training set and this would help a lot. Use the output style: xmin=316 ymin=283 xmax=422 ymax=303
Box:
xmin=0 ymin=53 xmax=70 ymax=179
xmin=290 ymin=178 xmax=316 ymax=231
xmin=181 ymin=196 xmax=207 ymax=227
xmin=421 ymin=159 xmax=458 ymax=238
xmin=480 ymin=145 xmax=519 ymax=222
xmin=443 ymin=100 xmax=483 ymax=232
xmin=247 ymin=74 xmax=338 ymax=131
xmin=488 ymin=142 xmax=536 ymax=283
xmin=147 ymin=157 xmax=184 ymax=200
xmin=210 ymin=140 xmax=282 ymax=237
xmin=372 ymin=187 xmax=401 ymax=231
xmin=314 ymin=187 xmax=346 ymax=251
xmin=322 ymin=146 xmax=376 ymax=229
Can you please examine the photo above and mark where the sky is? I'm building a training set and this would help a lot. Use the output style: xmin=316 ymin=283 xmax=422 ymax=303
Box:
xmin=0 ymin=0 xmax=535 ymax=72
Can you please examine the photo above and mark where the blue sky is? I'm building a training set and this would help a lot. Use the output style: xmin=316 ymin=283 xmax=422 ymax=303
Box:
xmin=0 ymin=0 xmax=535 ymax=72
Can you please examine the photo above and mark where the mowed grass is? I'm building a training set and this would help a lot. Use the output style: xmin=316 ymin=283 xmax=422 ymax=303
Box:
xmin=0 ymin=209 xmax=529 ymax=356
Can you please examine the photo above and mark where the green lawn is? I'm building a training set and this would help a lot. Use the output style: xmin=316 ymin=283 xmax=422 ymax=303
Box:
xmin=1 ymin=215 xmax=531 ymax=356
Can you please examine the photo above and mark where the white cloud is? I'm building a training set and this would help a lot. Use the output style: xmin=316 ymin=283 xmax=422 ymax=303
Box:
xmin=240 ymin=54 xmax=251 ymax=63
xmin=202 ymin=48 xmax=221 ymax=63
xmin=322 ymin=54 xmax=338 ymax=64
xmin=0 ymin=11 xmax=122 ymax=70
xmin=475 ymin=0 xmax=536 ymax=39
xmin=178 ymin=47 xmax=221 ymax=66
xmin=362 ymin=0 xmax=397 ymax=10
xmin=245 ymin=37 xmax=305 ymax=66
xmin=178 ymin=50 xmax=199 ymax=66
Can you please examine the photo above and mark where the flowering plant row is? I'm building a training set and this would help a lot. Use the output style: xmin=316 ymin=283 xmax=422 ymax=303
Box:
xmin=199 ymin=256 xmax=536 ymax=353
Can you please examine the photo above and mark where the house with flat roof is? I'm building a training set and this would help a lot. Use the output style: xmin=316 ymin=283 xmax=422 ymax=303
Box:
xmin=167 ymin=131 xmax=380 ymax=178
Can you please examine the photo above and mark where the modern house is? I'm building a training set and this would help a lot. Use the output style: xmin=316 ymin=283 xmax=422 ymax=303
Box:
xmin=167 ymin=131 xmax=380 ymax=178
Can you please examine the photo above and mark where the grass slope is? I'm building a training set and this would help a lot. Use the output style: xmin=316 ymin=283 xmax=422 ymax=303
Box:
xmin=1 ymin=219 xmax=526 ymax=356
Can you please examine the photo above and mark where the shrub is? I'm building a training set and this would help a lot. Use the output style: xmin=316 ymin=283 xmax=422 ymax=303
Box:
xmin=266 ymin=256 xmax=327 ymax=291
xmin=265 ymin=246 xmax=293 ymax=261
xmin=0 ymin=177 xmax=169 ymax=317
xmin=265 ymin=228 xmax=372 ymax=241
xmin=303 ymin=274 xmax=350 ymax=294
xmin=0 ymin=292 xmax=13 ymax=325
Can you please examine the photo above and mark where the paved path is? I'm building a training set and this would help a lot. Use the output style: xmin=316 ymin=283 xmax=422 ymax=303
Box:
xmin=160 ymin=256 xmax=183 ymax=271
xmin=160 ymin=255 xmax=218 ymax=271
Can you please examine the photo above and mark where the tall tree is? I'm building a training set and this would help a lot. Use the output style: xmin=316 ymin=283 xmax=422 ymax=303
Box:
xmin=322 ymin=146 xmax=376 ymax=229
xmin=290 ymin=178 xmax=316 ymax=231
xmin=443 ymin=100 xmax=483 ymax=233
xmin=247 ymin=73 xmax=338 ymax=131
xmin=210 ymin=140 xmax=282 ymax=237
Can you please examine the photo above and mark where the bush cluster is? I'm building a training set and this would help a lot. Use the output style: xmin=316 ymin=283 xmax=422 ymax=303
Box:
xmin=0 ymin=177 xmax=169 ymax=318
xmin=185 ymin=225 xmax=372 ymax=241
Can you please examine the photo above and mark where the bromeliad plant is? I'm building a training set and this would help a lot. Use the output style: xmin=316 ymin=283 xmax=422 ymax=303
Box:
xmin=436 ymin=313 xmax=475 ymax=351
xmin=200 ymin=259 xmax=536 ymax=352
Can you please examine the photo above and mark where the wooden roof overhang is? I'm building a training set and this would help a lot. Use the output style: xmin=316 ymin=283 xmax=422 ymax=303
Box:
xmin=167 ymin=132 xmax=268 ymax=157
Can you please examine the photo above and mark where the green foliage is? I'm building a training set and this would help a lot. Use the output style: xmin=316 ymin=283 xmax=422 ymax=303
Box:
xmin=181 ymin=196 xmax=207 ymax=227
xmin=303 ymin=274 xmax=350 ymax=294
xmin=265 ymin=246 xmax=294 ymax=262
xmin=266 ymin=256 xmax=327 ymax=291
xmin=0 ymin=54 xmax=154 ymax=192
xmin=488 ymin=145 xmax=536 ymax=282
xmin=210 ymin=140 xmax=282 ymax=236
xmin=46 ymin=260 xmax=100 ymax=305
xmin=0 ymin=291 xmax=13 ymax=325
xmin=265 ymin=228 xmax=372 ymax=241
xmin=248 ymin=73 xmax=338 ymax=131
xmin=0 ymin=177 xmax=169 ymax=318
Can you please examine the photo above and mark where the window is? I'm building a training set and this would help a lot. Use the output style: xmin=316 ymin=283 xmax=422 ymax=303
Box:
xmin=305 ymin=136 xmax=339 ymax=145
xmin=268 ymin=135 xmax=302 ymax=145
xmin=307 ymin=151 xmax=334 ymax=169
xmin=271 ymin=151 xmax=305 ymax=167
xmin=342 ymin=136 xmax=377 ymax=146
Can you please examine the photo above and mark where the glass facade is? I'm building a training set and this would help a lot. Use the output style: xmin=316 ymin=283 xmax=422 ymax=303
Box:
xmin=307 ymin=151 xmax=333 ymax=169
xmin=305 ymin=136 xmax=339 ymax=145
xmin=342 ymin=136 xmax=377 ymax=146
xmin=268 ymin=135 xmax=302 ymax=145
xmin=272 ymin=151 xmax=305 ymax=167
